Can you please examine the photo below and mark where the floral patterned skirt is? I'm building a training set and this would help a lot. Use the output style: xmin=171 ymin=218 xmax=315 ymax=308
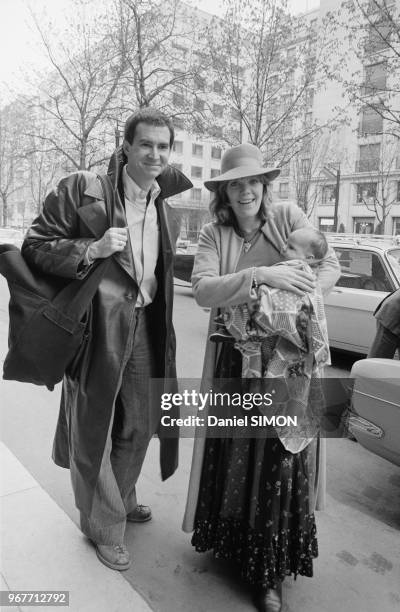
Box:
xmin=191 ymin=343 xmax=318 ymax=588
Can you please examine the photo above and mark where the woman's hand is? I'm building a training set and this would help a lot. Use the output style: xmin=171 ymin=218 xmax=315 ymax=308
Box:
xmin=256 ymin=265 xmax=316 ymax=296
xmin=87 ymin=227 xmax=128 ymax=259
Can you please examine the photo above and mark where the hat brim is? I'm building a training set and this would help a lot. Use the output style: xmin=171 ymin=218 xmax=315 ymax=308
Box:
xmin=204 ymin=166 xmax=281 ymax=191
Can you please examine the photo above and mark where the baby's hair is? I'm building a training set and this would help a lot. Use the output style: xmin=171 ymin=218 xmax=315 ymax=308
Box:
xmin=308 ymin=229 xmax=328 ymax=260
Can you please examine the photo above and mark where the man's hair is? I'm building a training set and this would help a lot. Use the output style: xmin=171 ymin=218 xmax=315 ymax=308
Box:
xmin=124 ymin=108 xmax=175 ymax=147
xmin=307 ymin=229 xmax=328 ymax=260
xmin=210 ymin=175 xmax=272 ymax=226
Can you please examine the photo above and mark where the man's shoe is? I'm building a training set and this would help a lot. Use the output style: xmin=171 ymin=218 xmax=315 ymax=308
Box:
xmin=127 ymin=504 xmax=152 ymax=523
xmin=252 ymin=584 xmax=282 ymax=612
xmin=95 ymin=543 xmax=131 ymax=571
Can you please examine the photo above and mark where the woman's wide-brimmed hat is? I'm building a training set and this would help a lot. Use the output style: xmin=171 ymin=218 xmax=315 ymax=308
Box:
xmin=204 ymin=143 xmax=280 ymax=191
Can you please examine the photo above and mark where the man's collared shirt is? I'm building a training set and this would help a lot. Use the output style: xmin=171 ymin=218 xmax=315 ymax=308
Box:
xmin=123 ymin=165 xmax=160 ymax=307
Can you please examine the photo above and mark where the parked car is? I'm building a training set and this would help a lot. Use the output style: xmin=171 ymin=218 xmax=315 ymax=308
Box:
xmin=324 ymin=234 xmax=400 ymax=354
xmin=0 ymin=227 xmax=24 ymax=248
xmin=347 ymin=357 xmax=400 ymax=466
xmin=173 ymin=233 xmax=400 ymax=354
xmin=174 ymin=243 xmax=198 ymax=283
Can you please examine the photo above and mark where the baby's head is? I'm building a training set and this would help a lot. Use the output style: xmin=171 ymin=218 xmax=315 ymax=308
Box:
xmin=281 ymin=228 xmax=328 ymax=264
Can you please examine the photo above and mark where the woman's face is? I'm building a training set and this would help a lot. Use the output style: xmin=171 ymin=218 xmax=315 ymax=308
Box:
xmin=225 ymin=176 xmax=264 ymax=223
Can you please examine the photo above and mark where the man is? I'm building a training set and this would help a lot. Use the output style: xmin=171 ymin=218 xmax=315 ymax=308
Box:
xmin=368 ymin=288 xmax=400 ymax=358
xmin=22 ymin=108 xmax=192 ymax=571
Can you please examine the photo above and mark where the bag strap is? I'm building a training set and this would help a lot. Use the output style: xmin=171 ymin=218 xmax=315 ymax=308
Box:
xmin=97 ymin=174 xmax=114 ymax=226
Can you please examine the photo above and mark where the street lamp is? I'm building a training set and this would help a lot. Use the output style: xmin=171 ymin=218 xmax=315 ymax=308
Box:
xmin=322 ymin=163 xmax=341 ymax=232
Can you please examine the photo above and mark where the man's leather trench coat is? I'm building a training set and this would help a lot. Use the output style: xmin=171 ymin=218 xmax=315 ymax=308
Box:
xmin=22 ymin=146 xmax=192 ymax=517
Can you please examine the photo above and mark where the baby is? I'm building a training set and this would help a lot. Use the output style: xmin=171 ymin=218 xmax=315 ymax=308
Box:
xmin=210 ymin=227 xmax=328 ymax=344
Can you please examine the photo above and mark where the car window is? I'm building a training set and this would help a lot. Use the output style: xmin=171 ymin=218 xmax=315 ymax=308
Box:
xmin=387 ymin=248 xmax=400 ymax=281
xmin=333 ymin=247 xmax=394 ymax=291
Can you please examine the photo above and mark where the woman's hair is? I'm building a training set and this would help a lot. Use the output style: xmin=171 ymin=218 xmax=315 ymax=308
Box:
xmin=209 ymin=175 xmax=272 ymax=226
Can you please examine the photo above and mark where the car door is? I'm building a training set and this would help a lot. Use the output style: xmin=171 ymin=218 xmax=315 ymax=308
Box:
xmin=324 ymin=247 xmax=396 ymax=354
xmin=350 ymin=358 xmax=400 ymax=466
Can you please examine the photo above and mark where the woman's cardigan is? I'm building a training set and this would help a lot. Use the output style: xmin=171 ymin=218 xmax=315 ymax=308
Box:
xmin=182 ymin=202 xmax=341 ymax=532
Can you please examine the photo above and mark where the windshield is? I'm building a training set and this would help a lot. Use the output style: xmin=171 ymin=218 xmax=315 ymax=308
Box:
xmin=387 ymin=248 xmax=400 ymax=281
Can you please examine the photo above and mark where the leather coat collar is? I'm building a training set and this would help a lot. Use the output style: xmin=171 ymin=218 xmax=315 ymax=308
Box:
xmin=78 ymin=147 xmax=192 ymax=280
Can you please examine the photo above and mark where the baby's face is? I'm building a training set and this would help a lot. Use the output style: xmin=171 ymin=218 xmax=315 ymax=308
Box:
xmin=281 ymin=231 xmax=312 ymax=261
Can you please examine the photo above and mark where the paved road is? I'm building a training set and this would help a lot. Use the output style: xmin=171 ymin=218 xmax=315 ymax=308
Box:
xmin=1 ymin=278 xmax=399 ymax=612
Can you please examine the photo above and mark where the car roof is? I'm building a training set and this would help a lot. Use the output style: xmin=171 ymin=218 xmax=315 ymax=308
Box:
xmin=326 ymin=233 xmax=400 ymax=252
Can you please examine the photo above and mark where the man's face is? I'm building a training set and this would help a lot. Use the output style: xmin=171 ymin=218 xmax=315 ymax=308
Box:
xmin=123 ymin=123 xmax=171 ymax=187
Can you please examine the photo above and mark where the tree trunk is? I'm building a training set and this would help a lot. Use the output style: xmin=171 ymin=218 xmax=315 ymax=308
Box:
xmin=1 ymin=195 xmax=8 ymax=227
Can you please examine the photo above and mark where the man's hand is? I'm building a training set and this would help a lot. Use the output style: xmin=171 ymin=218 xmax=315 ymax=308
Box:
xmin=88 ymin=227 xmax=128 ymax=260
xmin=257 ymin=265 xmax=316 ymax=296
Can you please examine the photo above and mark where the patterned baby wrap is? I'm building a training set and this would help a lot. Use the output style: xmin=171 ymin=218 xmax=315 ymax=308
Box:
xmin=222 ymin=261 xmax=330 ymax=453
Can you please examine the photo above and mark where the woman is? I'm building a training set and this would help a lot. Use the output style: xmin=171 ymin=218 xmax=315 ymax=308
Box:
xmin=183 ymin=143 xmax=340 ymax=612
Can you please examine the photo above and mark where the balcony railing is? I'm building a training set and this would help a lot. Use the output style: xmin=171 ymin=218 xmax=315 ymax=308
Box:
xmin=355 ymin=158 xmax=380 ymax=172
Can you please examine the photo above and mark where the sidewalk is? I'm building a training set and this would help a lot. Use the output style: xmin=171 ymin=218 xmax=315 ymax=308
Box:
xmin=0 ymin=442 xmax=151 ymax=612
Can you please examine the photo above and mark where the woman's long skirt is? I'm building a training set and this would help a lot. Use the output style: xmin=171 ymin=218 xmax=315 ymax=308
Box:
xmin=191 ymin=343 xmax=318 ymax=589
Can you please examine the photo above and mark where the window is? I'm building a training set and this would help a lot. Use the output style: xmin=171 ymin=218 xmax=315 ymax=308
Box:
xmin=365 ymin=20 xmax=392 ymax=53
xmin=210 ymin=169 xmax=220 ymax=178
xmin=172 ymin=41 xmax=188 ymax=55
xmin=396 ymin=181 xmax=400 ymax=202
xmin=301 ymin=158 xmax=310 ymax=174
xmin=319 ymin=217 xmax=335 ymax=232
xmin=230 ymin=130 xmax=241 ymax=144
xmin=278 ymin=183 xmax=289 ymax=199
xmin=283 ymin=121 xmax=293 ymax=137
xmin=359 ymin=106 xmax=383 ymax=135
xmin=356 ymin=182 xmax=377 ymax=203
xmin=392 ymin=218 xmax=400 ymax=235
xmin=334 ymin=247 xmax=393 ymax=291
xmin=304 ymin=112 xmax=313 ymax=128
xmin=285 ymin=70 xmax=295 ymax=87
xmin=194 ymin=98 xmax=205 ymax=112
xmin=213 ymin=104 xmax=224 ymax=119
xmin=192 ymin=143 xmax=203 ymax=157
xmin=173 ymin=92 xmax=184 ymax=107
xmin=279 ymin=164 xmax=290 ymax=178
xmin=212 ymin=126 xmax=223 ymax=139
xmin=356 ymin=143 xmax=380 ymax=172
xmin=194 ymin=76 xmax=205 ymax=91
xmin=322 ymin=185 xmax=336 ymax=205
xmin=213 ymin=80 xmax=223 ymax=94
xmin=211 ymin=146 xmax=222 ymax=159
xmin=305 ymin=88 xmax=314 ymax=107
xmin=173 ymin=141 xmax=183 ymax=154
xmin=364 ymin=62 xmax=387 ymax=94
xmin=191 ymin=188 xmax=202 ymax=201
xmin=230 ymin=108 xmax=241 ymax=122
xmin=287 ymin=48 xmax=296 ymax=61
xmin=191 ymin=166 xmax=203 ymax=179
xmin=174 ymin=117 xmax=185 ymax=129
xmin=353 ymin=217 xmax=375 ymax=234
